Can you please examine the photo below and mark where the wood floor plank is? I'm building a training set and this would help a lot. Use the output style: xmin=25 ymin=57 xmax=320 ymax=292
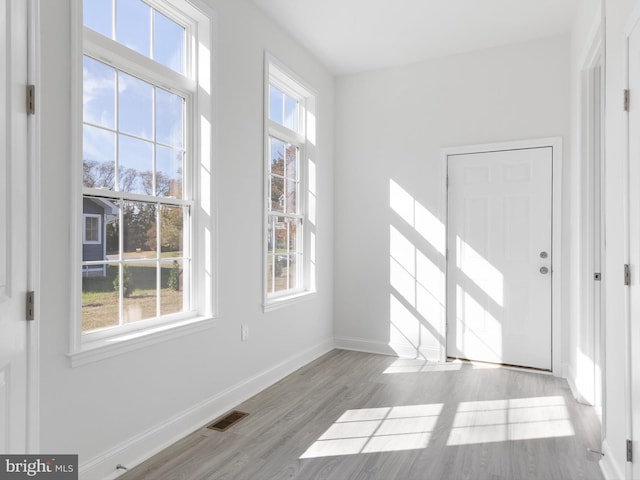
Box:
xmin=120 ymin=350 xmax=604 ymax=480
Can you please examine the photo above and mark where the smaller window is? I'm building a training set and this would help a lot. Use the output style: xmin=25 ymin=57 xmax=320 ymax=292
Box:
xmin=264 ymin=57 xmax=317 ymax=308
xmin=83 ymin=214 xmax=102 ymax=244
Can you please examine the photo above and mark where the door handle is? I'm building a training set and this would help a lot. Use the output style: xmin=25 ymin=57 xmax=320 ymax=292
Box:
xmin=540 ymin=266 xmax=549 ymax=274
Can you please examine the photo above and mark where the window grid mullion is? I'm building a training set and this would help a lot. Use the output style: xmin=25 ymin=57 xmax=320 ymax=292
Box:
xmin=115 ymin=69 xmax=121 ymax=192
xmin=150 ymin=7 xmax=155 ymax=63
xmin=156 ymin=202 xmax=161 ymax=317
xmin=118 ymin=201 xmax=124 ymax=326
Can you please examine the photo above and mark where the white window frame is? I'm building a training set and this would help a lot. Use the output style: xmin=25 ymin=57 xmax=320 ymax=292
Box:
xmin=82 ymin=214 xmax=101 ymax=244
xmin=263 ymin=55 xmax=317 ymax=310
xmin=69 ymin=0 xmax=216 ymax=366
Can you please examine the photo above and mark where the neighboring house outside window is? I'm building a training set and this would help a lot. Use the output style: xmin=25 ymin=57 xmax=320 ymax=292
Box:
xmin=73 ymin=0 xmax=213 ymax=357
xmin=264 ymin=57 xmax=317 ymax=309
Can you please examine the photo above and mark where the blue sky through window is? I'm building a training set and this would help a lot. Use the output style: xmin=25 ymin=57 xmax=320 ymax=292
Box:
xmin=116 ymin=0 xmax=151 ymax=57
xmin=84 ymin=0 xmax=186 ymax=74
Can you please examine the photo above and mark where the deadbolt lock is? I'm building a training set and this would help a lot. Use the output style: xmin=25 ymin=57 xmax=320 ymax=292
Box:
xmin=540 ymin=251 xmax=548 ymax=259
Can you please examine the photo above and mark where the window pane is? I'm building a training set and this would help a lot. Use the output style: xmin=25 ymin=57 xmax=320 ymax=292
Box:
xmin=83 ymin=197 xmax=119 ymax=257
xmin=116 ymin=0 xmax=151 ymax=57
xmin=269 ymin=84 xmax=299 ymax=132
xmin=269 ymin=85 xmax=284 ymax=125
xmin=285 ymin=144 xmax=298 ymax=180
xmin=156 ymin=88 xmax=184 ymax=148
xmin=269 ymin=217 xmax=300 ymax=293
xmin=266 ymin=256 xmax=275 ymax=295
xmin=160 ymin=205 xmax=183 ymax=257
xmin=123 ymin=201 xmax=157 ymax=258
xmin=153 ymin=10 xmax=185 ymax=74
xmin=161 ymin=259 xmax=184 ymax=315
xmin=119 ymin=135 xmax=153 ymax=194
xmin=287 ymin=252 xmax=301 ymax=291
xmin=118 ymin=72 xmax=153 ymax=140
xmin=156 ymin=146 xmax=183 ymax=197
xmin=270 ymin=137 xmax=285 ymax=175
xmin=284 ymin=95 xmax=298 ymax=131
xmin=83 ymin=125 xmax=116 ymax=189
xmin=83 ymin=56 xmax=116 ymax=129
xmin=83 ymin=0 xmax=113 ymax=38
xmin=270 ymin=175 xmax=284 ymax=212
xmin=267 ymin=219 xmax=275 ymax=294
xmin=123 ymin=262 xmax=157 ymax=323
xmin=285 ymin=179 xmax=298 ymax=214
xmin=82 ymin=263 xmax=119 ymax=332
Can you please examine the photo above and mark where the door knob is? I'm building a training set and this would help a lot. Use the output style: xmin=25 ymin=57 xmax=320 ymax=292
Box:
xmin=540 ymin=251 xmax=548 ymax=259
xmin=540 ymin=266 xmax=549 ymax=274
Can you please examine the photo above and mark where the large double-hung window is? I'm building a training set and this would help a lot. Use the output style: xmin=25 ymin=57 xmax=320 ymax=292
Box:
xmin=264 ymin=58 xmax=317 ymax=307
xmin=75 ymin=0 xmax=213 ymax=352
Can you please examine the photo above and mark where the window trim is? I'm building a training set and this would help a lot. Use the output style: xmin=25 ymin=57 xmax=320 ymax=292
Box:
xmin=82 ymin=213 xmax=101 ymax=244
xmin=69 ymin=0 xmax=216 ymax=363
xmin=263 ymin=54 xmax=317 ymax=310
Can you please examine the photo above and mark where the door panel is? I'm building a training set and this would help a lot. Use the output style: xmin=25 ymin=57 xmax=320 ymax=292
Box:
xmin=447 ymin=147 xmax=552 ymax=370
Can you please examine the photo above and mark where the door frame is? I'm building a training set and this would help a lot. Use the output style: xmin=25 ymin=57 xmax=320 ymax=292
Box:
xmin=1 ymin=0 xmax=39 ymax=452
xmin=26 ymin=0 xmax=40 ymax=453
xmin=624 ymin=6 xmax=640 ymax=477
xmin=576 ymin=24 xmax=605 ymax=410
xmin=440 ymin=137 xmax=563 ymax=375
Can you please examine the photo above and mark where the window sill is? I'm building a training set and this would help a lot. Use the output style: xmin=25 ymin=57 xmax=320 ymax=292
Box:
xmin=67 ymin=315 xmax=217 ymax=368
xmin=264 ymin=290 xmax=316 ymax=313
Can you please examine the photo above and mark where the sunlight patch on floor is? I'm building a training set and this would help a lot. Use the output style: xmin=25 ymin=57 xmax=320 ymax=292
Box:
xmin=446 ymin=396 xmax=575 ymax=445
xmin=300 ymin=404 xmax=443 ymax=459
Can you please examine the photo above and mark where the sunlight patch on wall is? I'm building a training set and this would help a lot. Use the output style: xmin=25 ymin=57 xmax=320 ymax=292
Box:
xmin=446 ymin=396 xmax=574 ymax=446
xmin=300 ymin=404 xmax=443 ymax=459
xmin=389 ymin=180 xmax=444 ymax=254
xmin=456 ymin=236 xmax=503 ymax=306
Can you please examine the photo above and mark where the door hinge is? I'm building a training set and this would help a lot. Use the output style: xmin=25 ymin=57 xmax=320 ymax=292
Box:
xmin=26 ymin=84 xmax=35 ymax=115
xmin=26 ymin=291 xmax=35 ymax=321
xmin=625 ymin=89 xmax=630 ymax=112
xmin=625 ymin=264 xmax=631 ymax=286
xmin=594 ymin=272 xmax=601 ymax=281
xmin=628 ymin=439 xmax=633 ymax=462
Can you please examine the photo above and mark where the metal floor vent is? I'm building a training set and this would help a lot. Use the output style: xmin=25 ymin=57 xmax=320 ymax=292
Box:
xmin=207 ymin=410 xmax=249 ymax=432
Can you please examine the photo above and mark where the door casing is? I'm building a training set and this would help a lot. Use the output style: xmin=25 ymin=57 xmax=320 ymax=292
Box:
xmin=441 ymin=138 xmax=563 ymax=375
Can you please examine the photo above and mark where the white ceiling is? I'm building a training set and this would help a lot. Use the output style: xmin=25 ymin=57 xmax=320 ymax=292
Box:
xmin=250 ymin=0 xmax=580 ymax=75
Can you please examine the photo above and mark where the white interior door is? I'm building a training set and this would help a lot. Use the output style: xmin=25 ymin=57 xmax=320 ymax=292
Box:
xmin=446 ymin=147 xmax=552 ymax=370
xmin=0 ymin=0 xmax=29 ymax=453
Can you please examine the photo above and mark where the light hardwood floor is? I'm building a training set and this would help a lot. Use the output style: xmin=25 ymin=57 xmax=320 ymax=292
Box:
xmin=121 ymin=350 xmax=604 ymax=480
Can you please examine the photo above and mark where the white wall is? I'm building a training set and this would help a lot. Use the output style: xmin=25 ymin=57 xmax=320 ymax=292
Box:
xmin=37 ymin=1 xmax=334 ymax=478
xmin=334 ymin=37 xmax=571 ymax=362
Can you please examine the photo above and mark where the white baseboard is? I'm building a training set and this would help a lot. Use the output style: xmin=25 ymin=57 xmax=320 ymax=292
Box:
xmin=563 ymin=362 xmax=594 ymax=406
xmin=334 ymin=336 xmax=441 ymax=361
xmin=565 ymin=362 xmax=588 ymax=404
xmin=600 ymin=439 xmax=625 ymax=480
xmin=80 ymin=338 xmax=334 ymax=480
